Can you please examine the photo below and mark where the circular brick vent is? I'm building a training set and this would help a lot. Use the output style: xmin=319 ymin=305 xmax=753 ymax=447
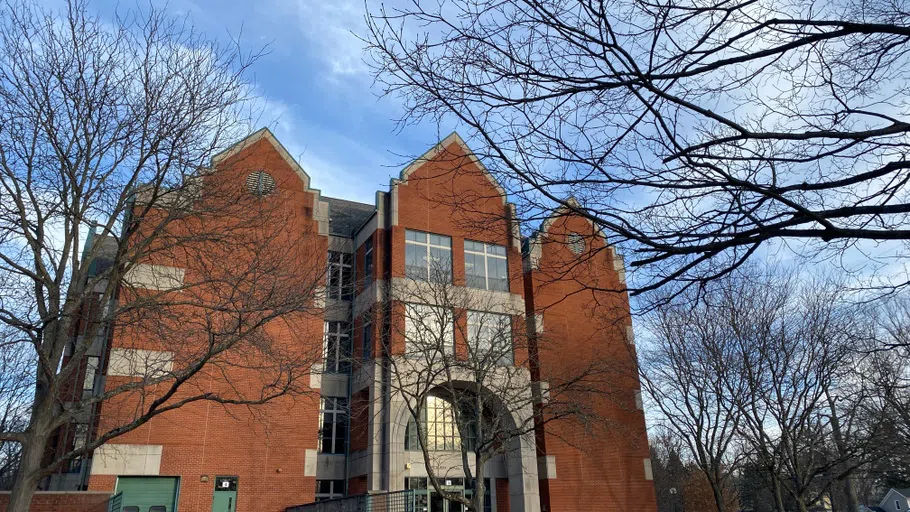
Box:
xmin=246 ymin=171 xmax=276 ymax=196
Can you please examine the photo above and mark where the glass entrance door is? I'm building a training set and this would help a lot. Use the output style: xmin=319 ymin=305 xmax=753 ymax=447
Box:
xmin=405 ymin=477 xmax=492 ymax=512
xmin=429 ymin=491 xmax=464 ymax=512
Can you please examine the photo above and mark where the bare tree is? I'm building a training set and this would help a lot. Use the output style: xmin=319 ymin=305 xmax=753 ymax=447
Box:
xmin=376 ymin=261 xmax=619 ymax=512
xmin=0 ymin=2 xmax=326 ymax=510
xmin=649 ymin=429 xmax=687 ymax=512
xmin=365 ymin=0 xmax=910 ymax=297
xmin=643 ymin=284 xmax=747 ymax=512
xmin=0 ymin=330 xmax=33 ymax=490
xmin=644 ymin=265 xmax=881 ymax=512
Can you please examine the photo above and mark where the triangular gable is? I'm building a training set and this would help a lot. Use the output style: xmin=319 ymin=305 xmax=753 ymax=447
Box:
xmin=212 ymin=127 xmax=313 ymax=190
xmin=395 ymin=131 xmax=507 ymax=206
xmin=211 ymin=127 xmax=328 ymax=235
xmin=523 ymin=197 xmax=624 ymax=283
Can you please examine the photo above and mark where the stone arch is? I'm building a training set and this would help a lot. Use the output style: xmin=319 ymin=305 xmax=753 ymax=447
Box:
xmin=387 ymin=380 xmax=541 ymax=512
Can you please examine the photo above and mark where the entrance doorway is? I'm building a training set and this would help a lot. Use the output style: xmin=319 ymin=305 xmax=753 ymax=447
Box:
xmin=405 ymin=477 xmax=492 ymax=512
xmin=212 ymin=476 xmax=238 ymax=512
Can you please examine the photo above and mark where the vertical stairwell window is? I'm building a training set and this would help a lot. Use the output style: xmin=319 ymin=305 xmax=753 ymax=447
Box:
xmin=362 ymin=315 xmax=373 ymax=360
xmin=315 ymin=480 xmax=344 ymax=501
xmin=318 ymin=397 xmax=348 ymax=454
xmin=324 ymin=321 xmax=351 ymax=374
xmin=363 ymin=237 xmax=374 ymax=287
xmin=327 ymin=251 xmax=353 ymax=301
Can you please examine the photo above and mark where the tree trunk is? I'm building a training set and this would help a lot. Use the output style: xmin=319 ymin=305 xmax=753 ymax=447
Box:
xmin=472 ymin=458 xmax=487 ymax=512
xmin=7 ymin=431 xmax=48 ymax=512
xmin=8 ymin=375 xmax=57 ymax=512
xmin=827 ymin=392 xmax=859 ymax=512
xmin=770 ymin=474 xmax=786 ymax=512
xmin=711 ymin=481 xmax=727 ymax=512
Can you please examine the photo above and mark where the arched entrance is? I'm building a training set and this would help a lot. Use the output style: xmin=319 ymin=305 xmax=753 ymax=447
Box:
xmin=387 ymin=381 xmax=541 ymax=512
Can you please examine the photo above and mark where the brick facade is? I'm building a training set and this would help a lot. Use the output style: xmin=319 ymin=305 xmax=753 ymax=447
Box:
xmin=525 ymin=208 xmax=656 ymax=512
xmin=44 ymin=129 xmax=656 ymax=512
xmin=0 ymin=492 xmax=111 ymax=512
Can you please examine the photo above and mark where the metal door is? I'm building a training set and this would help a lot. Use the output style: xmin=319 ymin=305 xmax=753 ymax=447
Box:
xmin=212 ymin=476 xmax=238 ymax=512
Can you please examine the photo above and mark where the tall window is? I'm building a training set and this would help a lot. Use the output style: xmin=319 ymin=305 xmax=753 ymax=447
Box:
xmin=467 ymin=312 xmax=513 ymax=365
xmin=72 ymin=423 xmax=89 ymax=451
xmin=405 ymin=230 xmax=452 ymax=282
xmin=315 ymin=480 xmax=344 ymax=501
xmin=324 ymin=322 xmax=351 ymax=373
xmin=318 ymin=397 xmax=348 ymax=454
xmin=327 ymin=251 xmax=353 ymax=301
xmin=362 ymin=315 xmax=372 ymax=360
xmin=405 ymin=395 xmax=477 ymax=451
xmin=464 ymin=241 xmax=508 ymax=291
xmin=83 ymin=356 xmax=99 ymax=392
xmin=405 ymin=304 xmax=454 ymax=357
xmin=363 ymin=237 xmax=374 ymax=286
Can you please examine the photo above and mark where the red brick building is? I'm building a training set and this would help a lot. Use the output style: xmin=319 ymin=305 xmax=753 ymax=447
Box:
xmin=51 ymin=129 xmax=655 ymax=512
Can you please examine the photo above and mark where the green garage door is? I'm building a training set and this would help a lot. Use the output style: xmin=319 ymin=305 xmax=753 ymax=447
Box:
xmin=116 ymin=476 xmax=180 ymax=512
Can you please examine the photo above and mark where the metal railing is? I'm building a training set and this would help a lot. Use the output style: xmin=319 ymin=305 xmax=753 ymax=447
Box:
xmin=286 ymin=490 xmax=415 ymax=512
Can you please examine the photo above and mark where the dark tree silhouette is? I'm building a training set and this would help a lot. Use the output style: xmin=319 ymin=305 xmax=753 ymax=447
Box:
xmin=366 ymin=0 xmax=910 ymax=297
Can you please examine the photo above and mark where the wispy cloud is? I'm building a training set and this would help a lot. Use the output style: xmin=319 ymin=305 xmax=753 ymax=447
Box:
xmin=266 ymin=0 xmax=370 ymax=79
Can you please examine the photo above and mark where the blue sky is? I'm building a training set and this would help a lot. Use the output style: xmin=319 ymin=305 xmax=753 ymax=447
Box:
xmin=91 ymin=0 xmax=452 ymax=204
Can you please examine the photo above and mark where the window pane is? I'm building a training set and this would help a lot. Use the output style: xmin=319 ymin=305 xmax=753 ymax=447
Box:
xmin=83 ymin=357 xmax=99 ymax=391
xmin=429 ymin=246 xmax=452 ymax=282
xmin=487 ymin=257 xmax=509 ymax=292
xmin=487 ymin=244 xmax=506 ymax=256
xmin=468 ymin=312 xmax=513 ymax=365
xmin=406 ymin=229 xmax=426 ymax=242
xmin=406 ymin=243 xmax=428 ymax=280
xmin=465 ymin=253 xmax=485 ymax=289
xmin=429 ymin=233 xmax=451 ymax=247
xmin=319 ymin=399 xmax=347 ymax=454
xmin=406 ymin=304 xmax=454 ymax=356
xmin=467 ymin=240 xmax=486 ymax=252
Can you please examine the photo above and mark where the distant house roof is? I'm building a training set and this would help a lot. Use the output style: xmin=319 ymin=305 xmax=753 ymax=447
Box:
xmin=324 ymin=196 xmax=375 ymax=237
xmin=879 ymin=488 xmax=910 ymax=508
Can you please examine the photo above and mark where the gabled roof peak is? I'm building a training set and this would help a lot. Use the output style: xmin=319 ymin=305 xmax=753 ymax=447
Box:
xmin=394 ymin=131 xmax=508 ymax=206
xmin=211 ymin=127 xmax=312 ymax=190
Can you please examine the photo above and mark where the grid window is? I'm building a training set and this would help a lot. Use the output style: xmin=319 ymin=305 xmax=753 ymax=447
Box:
xmin=83 ymin=356 xmax=100 ymax=392
xmin=315 ymin=480 xmax=344 ymax=501
xmin=318 ymin=398 xmax=348 ymax=454
xmin=363 ymin=237 xmax=374 ymax=286
xmin=406 ymin=396 xmax=477 ymax=452
xmin=405 ymin=230 xmax=452 ymax=282
xmin=467 ymin=312 xmax=513 ymax=365
xmin=405 ymin=304 xmax=454 ymax=357
xmin=464 ymin=241 xmax=508 ymax=291
xmin=324 ymin=322 xmax=351 ymax=374
xmin=418 ymin=396 xmax=475 ymax=451
xmin=327 ymin=251 xmax=353 ymax=301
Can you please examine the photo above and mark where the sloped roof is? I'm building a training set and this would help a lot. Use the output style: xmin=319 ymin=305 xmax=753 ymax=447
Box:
xmin=324 ymin=196 xmax=375 ymax=237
